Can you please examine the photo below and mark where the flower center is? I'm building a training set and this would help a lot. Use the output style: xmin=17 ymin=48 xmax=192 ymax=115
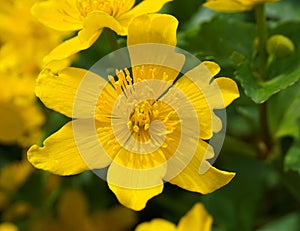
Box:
xmin=127 ymin=100 xmax=159 ymax=133
xmin=77 ymin=0 xmax=126 ymax=17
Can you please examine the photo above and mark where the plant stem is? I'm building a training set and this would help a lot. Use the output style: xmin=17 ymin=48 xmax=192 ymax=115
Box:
xmin=255 ymin=4 xmax=268 ymax=77
xmin=259 ymin=103 xmax=272 ymax=157
xmin=255 ymin=4 xmax=272 ymax=156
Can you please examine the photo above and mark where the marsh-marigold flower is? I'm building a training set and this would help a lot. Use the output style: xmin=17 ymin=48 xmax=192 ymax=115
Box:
xmin=203 ymin=0 xmax=277 ymax=12
xmin=135 ymin=203 xmax=212 ymax=231
xmin=31 ymin=0 xmax=172 ymax=64
xmin=28 ymin=14 xmax=239 ymax=210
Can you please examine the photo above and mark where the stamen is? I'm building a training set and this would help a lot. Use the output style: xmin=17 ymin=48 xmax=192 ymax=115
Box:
xmin=128 ymin=100 xmax=159 ymax=135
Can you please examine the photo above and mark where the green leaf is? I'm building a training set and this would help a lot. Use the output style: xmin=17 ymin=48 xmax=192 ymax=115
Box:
xmin=179 ymin=16 xmax=256 ymax=70
xmin=267 ymin=80 xmax=300 ymax=139
xmin=267 ymin=0 xmax=300 ymax=22
xmin=202 ymin=155 xmax=278 ymax=231
xmin=256 ymin=213 xmax=300 ymax=231
xmin=235 ymin=60 xmax=300 ymax=103
xmin=285 ymin=141 xmax=300 ymax=173
xmin=235 ymin=21 xmax=300 ymax=103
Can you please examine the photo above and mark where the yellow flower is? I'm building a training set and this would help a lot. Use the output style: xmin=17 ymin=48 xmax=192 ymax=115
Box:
xmin=0 ymin=72 xmax=45 ymax=146
xmin=28 ymin=14 xmax=239 ymax=210
xmin=203 ymin=0 xmax=277 ymax=12
xmin=0 ymin=0 xmax=70 ymax=71
xmin=31 ymin=0 xmax=172 ymax=64
xmin=135 ymin=203 xmax=212 ymax=231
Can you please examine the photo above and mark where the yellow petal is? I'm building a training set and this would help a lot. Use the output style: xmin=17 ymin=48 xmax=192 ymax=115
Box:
xmin=36 ymin=67 xmax=106 ymax=118
xmin=127 ymin=14 xmax=184 ymax=83
xmin=203 ymin=0 xmax=277 ymax=13
xmin=177 ymin=203 xmax=213 ymax=231
xmin=31 ymin=0 xmax=83 ymax=31
xmin=135 ymin=219 xmax=176 ymax=231
xmin=174 ymin=76 xmax=213 ymax=140
xmin=107 ymin=148 xmax=166 ymax=210
xmin=169 ymin=141 xmax=235 ymax=194
xmin=119 ymin=0 xmax=173 ymax=29
xmin=27 ymin=121 xmax=89 ymax=175
xmin=175 ymin=61 xmax=239 ymax=136
xmin=204 ymin=1 xmax=250 ymax=12
xmin=202 ymin=61 xmax=221 ymax=77
xmin=43 ymin=32 xmax=100 ymax=64
xmin=107 ymin=148 xmax=167 ymax=189
xmin=127 ymin=14 xmax=178 ymax=46
xmin=79 ymin=11 xmax=126 ymax=41
xmin=213 ymin=77 xmax=240 ymax=108
xmin=108 ymin=183 xmax=163 ymax=211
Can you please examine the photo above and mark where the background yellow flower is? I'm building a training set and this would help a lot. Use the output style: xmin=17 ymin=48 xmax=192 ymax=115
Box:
xmin=135 ymin=203 xmax=212 ymax=231
xmin=31 ymin=0 xmax=172 ymax=64
xmin=203 ymin=0 xmax=277 ymax=12
xmin=0 ymin=0 xmax=72 ymax=147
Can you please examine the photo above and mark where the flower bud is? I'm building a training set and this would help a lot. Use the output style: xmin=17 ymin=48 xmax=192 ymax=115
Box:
xmin=267 ymin=34 xmax=295 ymax=58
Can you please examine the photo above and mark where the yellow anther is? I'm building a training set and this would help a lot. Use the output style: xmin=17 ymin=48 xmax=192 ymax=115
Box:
xmin=133 ymin=125 xmax=139 ymax=133
xmin=127 ymin=121 xmax=132 ymax=129
xmin=128 ymin=99 xmax=159 ymax=134
xmin=152 ymin=110 xmax=159 ymax=118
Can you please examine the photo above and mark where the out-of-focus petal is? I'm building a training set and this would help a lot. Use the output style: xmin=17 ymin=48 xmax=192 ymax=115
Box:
xmin=135 ymin=219 xmax=176 ymax=231
xmin=177 ymin=203 xmax=213 ymax=231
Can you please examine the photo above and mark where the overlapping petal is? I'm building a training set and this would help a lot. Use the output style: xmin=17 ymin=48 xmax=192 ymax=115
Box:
xmin=174 ymin=61 xmax=239 ymax=138
xmin=31 ymin=0 xmax=82 ymax=31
